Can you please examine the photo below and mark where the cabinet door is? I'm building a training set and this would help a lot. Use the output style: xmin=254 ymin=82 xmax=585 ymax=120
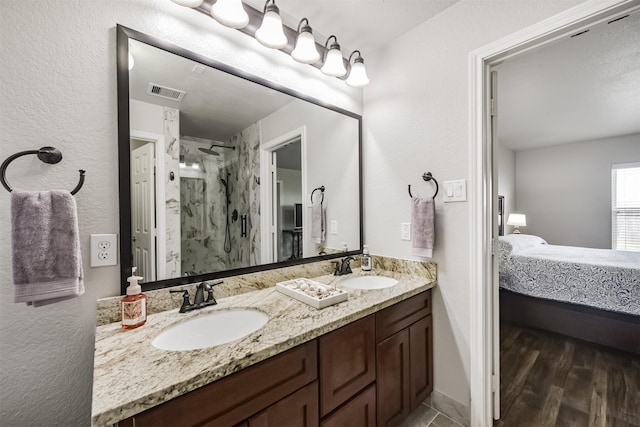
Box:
xmin=249 ymin=382 xmax=319 ymax=427
xmin=409 ymin=315 xmax=433 ymax=410
xmin=321 ymin=384 xmax=376 ymax=427
xmin=376 ymin=329 xmax=410 ymax=427
xmin=319 ymin=315 xmax=376 ymax=416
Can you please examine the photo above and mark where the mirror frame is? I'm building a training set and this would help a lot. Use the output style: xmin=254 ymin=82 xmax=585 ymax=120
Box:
xmin=117 ymin=25 xmax=363 ymax=294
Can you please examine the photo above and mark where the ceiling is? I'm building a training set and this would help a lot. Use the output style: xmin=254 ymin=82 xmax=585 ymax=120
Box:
xmin=495 ymin=9 xmax=640 ymax=151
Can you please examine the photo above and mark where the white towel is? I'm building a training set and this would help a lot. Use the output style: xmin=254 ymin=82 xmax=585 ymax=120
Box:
xmin=11 ymin=191 xmax=85 ymax=305
xmin=411 ymin=197 xmax=435 ymax=258
xmin=311 ymin=201 xmax=326 ymax=244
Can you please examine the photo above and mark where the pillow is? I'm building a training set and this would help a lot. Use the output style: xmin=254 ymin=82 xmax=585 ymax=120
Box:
xmin=499 ymin=234 xmax=547 ymax=254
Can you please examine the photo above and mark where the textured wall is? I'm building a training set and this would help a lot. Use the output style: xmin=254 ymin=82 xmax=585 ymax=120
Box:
xmin=515 ymin=133 xmax=640 ymax=248
xmin=0 ymin=1 xmax=360 ymax=425
xmin=363 ymin=0 xmax=586 ymax=414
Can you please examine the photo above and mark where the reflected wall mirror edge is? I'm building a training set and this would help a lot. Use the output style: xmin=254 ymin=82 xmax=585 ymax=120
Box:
xmin=116 ymin=25 xmax=363 ymax=295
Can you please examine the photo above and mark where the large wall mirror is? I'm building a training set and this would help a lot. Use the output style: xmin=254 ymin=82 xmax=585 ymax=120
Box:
xmin=117 ymin=26 xmax=362 ymax=293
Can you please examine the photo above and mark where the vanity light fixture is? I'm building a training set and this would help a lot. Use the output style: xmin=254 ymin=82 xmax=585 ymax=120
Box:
xmin=255 ymin=0 xmax=288 ymax=49
xmin=291 ymin=18 xmax=321 ymax=64
xmin=345 ymin=50 xmax=369 ymax=87
xmin=170 ymin=0 xmax=203 ymax=7
xmin=321 ymin=35 xmax=347 ymax=77
xmin=211 ymin=0 xmax=250 ymax=29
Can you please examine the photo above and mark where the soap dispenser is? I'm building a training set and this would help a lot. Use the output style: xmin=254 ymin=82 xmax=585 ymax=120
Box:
xmin=121 ymin=267 xmax=147 ymax=330
xmin=361 ymin=245 xmax=372 ymax=271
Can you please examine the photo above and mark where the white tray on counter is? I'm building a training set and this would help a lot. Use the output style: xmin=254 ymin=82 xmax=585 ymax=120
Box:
xmin=276 ymin=278 xmax=348 ymax=309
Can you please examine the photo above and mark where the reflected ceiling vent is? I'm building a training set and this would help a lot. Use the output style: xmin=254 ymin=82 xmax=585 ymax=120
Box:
xmin=147 ymin=83 xmax=186 ymax=101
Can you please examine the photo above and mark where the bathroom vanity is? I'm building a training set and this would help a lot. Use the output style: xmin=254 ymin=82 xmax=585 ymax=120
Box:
xmin=91 ymin=262 xmax=436 ymax=427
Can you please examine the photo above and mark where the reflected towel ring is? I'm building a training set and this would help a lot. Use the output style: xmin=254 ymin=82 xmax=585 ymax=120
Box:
xmin=311 ymin=185 xmax=325 ymax=204
xmin=0 ymin=146 xmax=85 ymax=195
xmin=408 ymin=172 xmax=438 ymax=199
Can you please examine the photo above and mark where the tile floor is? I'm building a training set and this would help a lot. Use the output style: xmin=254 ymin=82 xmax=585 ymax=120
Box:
xmin=401 ymin=402 xmax=466 ymax=427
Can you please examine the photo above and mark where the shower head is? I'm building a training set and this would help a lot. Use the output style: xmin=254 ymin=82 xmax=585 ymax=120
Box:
xmin=198 ymin=143 xmax=235 ymax=156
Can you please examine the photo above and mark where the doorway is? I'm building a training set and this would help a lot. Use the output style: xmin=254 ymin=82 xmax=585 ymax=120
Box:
xmin=469 ymin=1 xmax=640 ymax=425
xmin=260 ymin=127 xmax=307 ymax=263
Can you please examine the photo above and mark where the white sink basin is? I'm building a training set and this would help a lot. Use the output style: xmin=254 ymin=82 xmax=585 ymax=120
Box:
xmin=152 ymin=309 xmax=269 ymax=351
xmin=340 ymin=275 xmax=399 ymax=290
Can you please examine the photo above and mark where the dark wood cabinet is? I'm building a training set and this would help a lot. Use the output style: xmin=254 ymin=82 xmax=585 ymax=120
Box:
xmin=119 ymin=290 xmax=433 ymax=427
xmin=376 ymin=329 xmax=410 ymax=427
xmin=321 ymin=384 xmax=376 ymax=427
xmin=122 ymin=340 xmax=317 ymax=427
xmin=248 ymin=382 xmax=319 ymax=427
xmin=409 ymin=315 xmax=433 ymax=409
xmin=375 ymin=291 xmax=433 ymax=427
xmin=319 ymin=315 xmax=376 ymax=416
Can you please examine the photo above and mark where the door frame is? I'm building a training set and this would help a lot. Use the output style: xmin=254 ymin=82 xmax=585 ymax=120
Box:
xmin=130 ymin=129 xmax=166 ymax=280
xmin=260 ymin=126 xmax=308 ymax=263
xmin=468 ymin=0 xmax=639 ymax=425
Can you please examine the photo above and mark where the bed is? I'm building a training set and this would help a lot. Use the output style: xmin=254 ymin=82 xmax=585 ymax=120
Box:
xmin=498 ymin=234 xmax=640 ymax=354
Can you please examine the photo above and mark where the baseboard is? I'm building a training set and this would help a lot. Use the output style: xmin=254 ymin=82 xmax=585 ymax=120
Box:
xmin=426 ymin=390 xmax=470 ymax=426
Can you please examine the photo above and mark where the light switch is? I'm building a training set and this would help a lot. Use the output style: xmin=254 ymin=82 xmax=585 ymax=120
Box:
xmin=443 ymin=180 xmax=467 ymax=203
xmin=331 ymin=221 xmax=338 ymax=235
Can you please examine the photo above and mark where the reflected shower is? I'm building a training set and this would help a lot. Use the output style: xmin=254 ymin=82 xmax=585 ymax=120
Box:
xmin=198 ymin=143 xmax=236 ymax=156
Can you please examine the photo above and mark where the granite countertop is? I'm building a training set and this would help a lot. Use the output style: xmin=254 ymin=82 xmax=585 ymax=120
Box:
xmin=91 ymin=268 xmax=436 ymax=426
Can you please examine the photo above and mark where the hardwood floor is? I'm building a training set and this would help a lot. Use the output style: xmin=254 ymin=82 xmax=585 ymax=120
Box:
xmin=496 ymin=323 xmax=640 ymax=427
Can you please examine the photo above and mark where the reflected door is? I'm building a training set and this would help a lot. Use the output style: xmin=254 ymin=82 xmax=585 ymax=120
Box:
xmin=131 ymin=142 xmax=156 ymax=281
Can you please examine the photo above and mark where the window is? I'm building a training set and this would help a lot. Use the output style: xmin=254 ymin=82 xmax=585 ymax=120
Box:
xmin=612 ymin=162 xmax=640 ymax=252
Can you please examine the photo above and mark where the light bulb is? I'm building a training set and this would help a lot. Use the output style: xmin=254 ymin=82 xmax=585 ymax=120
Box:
xmin=170 ymin=0 xmax=203 ymax=7
xmin=211 ymin=0 xmax=249 ymax=29
xmin=255 ymin=4 xmax=287 ymax=49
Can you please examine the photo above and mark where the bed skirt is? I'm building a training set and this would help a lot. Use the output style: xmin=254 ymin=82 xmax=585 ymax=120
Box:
xmin=500 ymin=289 xmax=640 ymax=355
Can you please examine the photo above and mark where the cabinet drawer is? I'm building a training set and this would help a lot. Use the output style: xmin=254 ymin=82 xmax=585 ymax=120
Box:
xmin=376 ymin=291 xmax=431 ymax=343
xmin=126 ymin=340 xmax=317 ymax=427
xmin=319 ymin=315 xmax=376 ymax=416
xmin=321 ymin=383 xmax=376 ymax=427
xmin=249 ymin=381 xmax=319 ymax=427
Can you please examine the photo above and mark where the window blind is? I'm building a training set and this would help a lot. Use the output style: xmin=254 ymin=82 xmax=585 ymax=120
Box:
xmin=612 ymin=162 xmax=640 ymax=252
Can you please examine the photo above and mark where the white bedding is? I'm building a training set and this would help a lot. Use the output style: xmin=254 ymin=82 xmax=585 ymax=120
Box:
xmin=498 ymin=234 xmax=640 ymax=316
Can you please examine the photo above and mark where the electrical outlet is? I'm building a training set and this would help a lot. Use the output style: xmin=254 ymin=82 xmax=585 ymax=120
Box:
xmin=401 ymin=223 xmax=411 ymax=241
xmin=91 ymin=234 xmax=118 ymax=267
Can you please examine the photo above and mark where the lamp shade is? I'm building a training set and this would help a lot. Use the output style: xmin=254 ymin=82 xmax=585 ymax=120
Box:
xmin=291 ymin=21 xmax=320 ymax=64
xmin=171 ymin=0 xmax=204 ymax=7
xmin=255 ymin=4 xmax=288 ymax=49
xmin=321 ymin=37 xmax=346 ymax=77
xmin=211 ymin=0 xmax=249 ymax=29
xmin=346 ymin=52 xmax=369 ymax=87
xmin=506 ymin=213 xmax=527 ymax=227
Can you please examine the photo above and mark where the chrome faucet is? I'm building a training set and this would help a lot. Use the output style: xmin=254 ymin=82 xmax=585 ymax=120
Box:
xmin=169 ymin=280 xmax=222 ymax=313
xmin=333 ymin=256 xmax=356 ymax=276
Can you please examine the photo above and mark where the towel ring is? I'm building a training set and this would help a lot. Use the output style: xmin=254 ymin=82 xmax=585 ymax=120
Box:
xmin=311 ymin=185 xmax=325 ymax=204
xmin=0 ymin=147 xmax=86 ymax=195
xmin=408 ymin=172 xmax=438 ymax=199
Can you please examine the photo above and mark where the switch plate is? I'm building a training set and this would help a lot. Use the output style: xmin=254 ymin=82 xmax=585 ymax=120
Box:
xmin=90 ymin=234 xmax=118 ymax=267
xmin=401 ymin=223 xmax=411 ymax=241
xmin=443 ymin=180 xmax=467 ymax=203
xmin=331 ymin=221 xmax=338 ymax=235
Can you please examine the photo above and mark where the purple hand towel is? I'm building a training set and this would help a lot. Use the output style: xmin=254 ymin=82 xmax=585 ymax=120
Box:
xmin=11 ymin=191 xmax=84 ymax=305
xmin=411 ymin=197 xmax=435 ymax=258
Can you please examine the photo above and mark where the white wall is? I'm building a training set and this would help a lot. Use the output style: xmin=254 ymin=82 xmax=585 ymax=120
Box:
xmin=363 ymin=0 xmax=586 ymax=413
xmin=497 ymin=142 xmax=517 ymax=234
xmin=277 ymin=168 xmax=302 ymax=206
xmin=261 ymin=99 xmax=360 ymax=255
xmin=0 ymin=1 xmax=360 ymax=425
xmin=515 ymin=133 xmax=640 ymax=248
